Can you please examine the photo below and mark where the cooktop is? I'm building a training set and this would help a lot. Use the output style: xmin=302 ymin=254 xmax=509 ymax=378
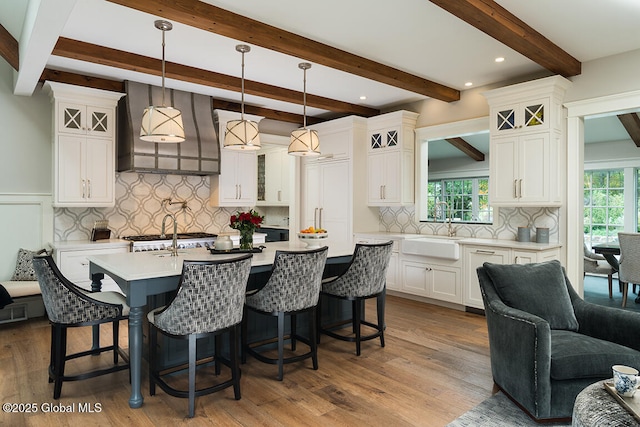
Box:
xmin=123 ymin=232 xmax=217 ymax=241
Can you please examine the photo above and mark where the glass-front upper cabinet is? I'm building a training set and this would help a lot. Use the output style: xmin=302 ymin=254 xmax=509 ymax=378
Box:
xmin=492 ymin=98 xmax=550 ymax=134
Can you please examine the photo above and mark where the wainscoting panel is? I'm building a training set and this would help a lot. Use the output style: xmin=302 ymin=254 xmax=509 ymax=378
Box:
xmin=0 ymin=194 xmax=54 ymax=280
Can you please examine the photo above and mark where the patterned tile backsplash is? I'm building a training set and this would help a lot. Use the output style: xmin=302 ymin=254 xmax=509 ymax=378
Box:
xmin=380 ymin=205 xmax=559 ymax=242
xmin=54 ymin=172 xmax=559 ymax=243
xmin=54 ymin=172 xmax=252 ymax=241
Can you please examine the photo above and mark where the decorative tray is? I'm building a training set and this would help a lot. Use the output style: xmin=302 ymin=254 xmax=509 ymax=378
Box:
xmin=209 ymin=246 xmax=265 ymax=255
xmin=604 ymin=380 xmax=640 ymax=422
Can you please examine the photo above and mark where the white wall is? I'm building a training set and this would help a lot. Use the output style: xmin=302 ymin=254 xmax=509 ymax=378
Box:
xmin=566 ymin=48 xmax=640 ymax=103
xmin=0 ymin=61 xmax=52 ymax=194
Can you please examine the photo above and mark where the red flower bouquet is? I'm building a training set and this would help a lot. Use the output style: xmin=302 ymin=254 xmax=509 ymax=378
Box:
xmin=230 ymin=209 xmax=264 ymax=249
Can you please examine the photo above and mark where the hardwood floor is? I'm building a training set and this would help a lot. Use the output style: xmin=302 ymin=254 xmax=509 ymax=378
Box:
xmin=0 ymin=296 xmax=493 ymax=426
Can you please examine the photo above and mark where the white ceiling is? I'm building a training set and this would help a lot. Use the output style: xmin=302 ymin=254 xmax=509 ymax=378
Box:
xmin=2 ymin=0 xmax=640 ymax=149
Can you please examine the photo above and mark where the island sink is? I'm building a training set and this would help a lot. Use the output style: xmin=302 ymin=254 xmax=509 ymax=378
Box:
xmin=402 ymin=237 xmax=461 ymax=260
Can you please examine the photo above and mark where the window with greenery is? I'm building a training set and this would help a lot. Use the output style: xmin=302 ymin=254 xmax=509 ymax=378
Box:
xmin=426 ymin=177 xmax=492 ymax=224
xmin=584 ymin=169 xmax=624 ymax=246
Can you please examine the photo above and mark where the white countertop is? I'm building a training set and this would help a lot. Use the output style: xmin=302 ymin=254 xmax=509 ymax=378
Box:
xmin=354 ymin=231 xmax=561 ymax=250
xmin=87 ymin=240 xmax=355 ymax=282
xmin=51 ymin=239 xmax=131 ymax=250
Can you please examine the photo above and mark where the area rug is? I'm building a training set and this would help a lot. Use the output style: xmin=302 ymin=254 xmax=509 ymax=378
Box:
xmin=446 ymin=392 xmax=571 ymax=427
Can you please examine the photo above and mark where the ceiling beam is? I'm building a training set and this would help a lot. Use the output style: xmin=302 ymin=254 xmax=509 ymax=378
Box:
xmin=445 ymin=137 xmax=485 ymax=161
xmin=210 ymin=100 xmax=322 ymax=125
xmin=52 ymin=38 xmax=379 ymax=118
xmin=39 ymin=68 xmax=318 ymax=125
xmin=618 ymin=113 xmax=640 ymax=147
xmin=0 ymin=22 xmax=19 ymax=70
xmin=106 ymin=0 xmax=460 ymax=103
xmin=429 ymin=0 xmax=581 ymax=77
xmin=40 ymin=69 xmax=126 ymax=93
xmin=13 ymin=0 xmax=77 ymax=96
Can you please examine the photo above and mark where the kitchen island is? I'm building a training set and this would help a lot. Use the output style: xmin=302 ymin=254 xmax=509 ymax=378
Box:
xmin=88 ymin=240 xmax=356 ymax=409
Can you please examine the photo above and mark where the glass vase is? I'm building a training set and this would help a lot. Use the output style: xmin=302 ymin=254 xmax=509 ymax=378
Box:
xmin=239 ymin=229 xmax=253 ymax=250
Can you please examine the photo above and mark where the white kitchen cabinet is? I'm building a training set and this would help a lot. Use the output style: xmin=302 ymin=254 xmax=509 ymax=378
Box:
xmin=484 ymin=76 xmax=571 ymax=207
xmin=53 ymin=241 xmax=130 ymax=293
xmin=211 ymin=149 xmax=257 ymax=207
xmin=490 ymin=132 xmax=557 ymax=205
xmin=57 ymin=135 xmax=113 ymax=205
xmin=46 ymin=82 xmax=123 ymax=208
xmin=400 ymin=256 xmax=462 ymax=303
xmin=257 ymin=147 xmax=290 ymax=206
xmin=58 ymin=102 xmax=115 ymax=138
xmin=303 ymin=160 xmax=350 ymax=239
xmin=367 ymin=111 xmax=418 ymax=206
xmin=211 ymin=110 xmax=263 ymax=208
xmin=462 ymin=243 xmax=561 ymax=309
xmin=301 ymin=116 xmax=378 ymax=243
xmin=490 ymin=98 xmax=550 ymax=135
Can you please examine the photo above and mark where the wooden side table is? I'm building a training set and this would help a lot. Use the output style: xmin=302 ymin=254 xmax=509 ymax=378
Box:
xmin=572 ymin=380 xmax=639 ymax=426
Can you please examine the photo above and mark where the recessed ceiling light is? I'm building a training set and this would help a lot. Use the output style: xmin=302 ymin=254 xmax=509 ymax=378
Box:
xmin=495 ymin=57 xmax=505 ymax=63
xmin=464 ymin=82 xmax=473 ymax=87
xmin=359 ymin=95 xmax=367 ymax=100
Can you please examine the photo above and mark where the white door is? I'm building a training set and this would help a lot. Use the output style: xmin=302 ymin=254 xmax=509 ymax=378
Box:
xmin=235 ymin=151 xmax=257 ymax=206
xmin=428 ymin=265 xmax=461 ymax=303
xmin=302 ymin=163 xmax=320 ymax=229
xmin=319 ymin=161 xmax=350 ymax=240
xmin=401 ymin=260 xmax=429 ymax=297
xmin=84 ymin=138 xmax=113 ymax=204
xmin=367 ymin=153 xmax=385 ymax=205
xmin=490 ymin=136 xmax=518 ymax=204
xmin=518 ymin=133 xmax=549 ymax=203
xmin=57 ymin=135 xmax=85 ymax=203
xmin=464 ymin=247 xmax=510 ymax=308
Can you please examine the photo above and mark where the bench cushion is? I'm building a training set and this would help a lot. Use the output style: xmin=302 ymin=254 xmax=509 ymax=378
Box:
xmin=2 ymin=281 xmax=41 ymax=298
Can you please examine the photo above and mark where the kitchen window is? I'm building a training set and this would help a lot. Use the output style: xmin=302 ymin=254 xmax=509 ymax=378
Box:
xmin=426 ymin=177 xmax=493 ymax=224
xmin=583 ymin=169 xmax=624 ymax=246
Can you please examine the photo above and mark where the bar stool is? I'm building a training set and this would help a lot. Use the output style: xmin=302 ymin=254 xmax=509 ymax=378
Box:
xmin=147 ymin=255 xmax=252 ymax=418
xmin=32 ymin=255 xmax=130 ymax=399
xmin=318 ymin=241 xmax=393 ymax=356
xmin=242 ymin=246 xmax=328 ymax=381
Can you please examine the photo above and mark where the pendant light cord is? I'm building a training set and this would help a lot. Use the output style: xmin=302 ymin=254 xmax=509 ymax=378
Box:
xmin=240 ymin=49 xmax=245 ymax=120
xmin=161 ymin=27 xmax=166 ymax=107
xmin=302 ymin=67 xmax=307 ymax=129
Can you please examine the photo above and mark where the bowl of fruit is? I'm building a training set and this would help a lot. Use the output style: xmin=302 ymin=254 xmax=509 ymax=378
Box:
xmin=298 ymin=227 xmax=328 ymax=248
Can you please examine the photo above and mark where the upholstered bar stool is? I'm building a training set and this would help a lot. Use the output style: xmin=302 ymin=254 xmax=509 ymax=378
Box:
xmin=318 ymin=241 xmax=393 ymax=356
xmin=32 ymin=255 xmax=130 ymax=399
xmin=147 ymin=255 xmax=252 ymax=418
xmin=242 ymin=246 xmax=328 ymax=381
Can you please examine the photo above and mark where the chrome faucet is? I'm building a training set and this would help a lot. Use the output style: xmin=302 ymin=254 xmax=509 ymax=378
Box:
xmin=160 ymin=213 xmax=179 ymax=256
xmin=435 ymin=201 xmax=457 ymax=237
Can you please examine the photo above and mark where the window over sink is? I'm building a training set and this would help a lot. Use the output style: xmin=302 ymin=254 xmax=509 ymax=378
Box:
xmin=415 ymin=117 xmax=494 ymax=225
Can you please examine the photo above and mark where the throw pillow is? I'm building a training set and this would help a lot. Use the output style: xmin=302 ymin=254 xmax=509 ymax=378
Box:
xmin=483 ymin=260 xmax=579 ymax=331
xmin=11 ymin=248 xmax=48 ymax=281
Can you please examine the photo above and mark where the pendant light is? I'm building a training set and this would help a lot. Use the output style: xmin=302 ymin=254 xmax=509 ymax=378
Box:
xmin=140 ymin=20 xmax=185 ymax=143
xmin=288 ymin=62 xmax=320 ymax=156
xmin=224 ymin=44 xmax=261 ymax=150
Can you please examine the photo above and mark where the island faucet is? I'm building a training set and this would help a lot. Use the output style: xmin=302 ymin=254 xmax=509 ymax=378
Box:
xmin=435 ymin=201 xmax=457 ymax=237
xmin=160 ymin=213 xmax=179 ymax=256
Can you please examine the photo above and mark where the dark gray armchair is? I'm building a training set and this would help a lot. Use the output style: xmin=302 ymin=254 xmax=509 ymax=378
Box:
xmin=477 ymin=260 xmax=640 ymax=421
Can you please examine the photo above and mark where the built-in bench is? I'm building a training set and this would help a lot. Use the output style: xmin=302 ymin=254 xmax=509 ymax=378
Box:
xmin=0 ymin=281 xmax=45 ymax=324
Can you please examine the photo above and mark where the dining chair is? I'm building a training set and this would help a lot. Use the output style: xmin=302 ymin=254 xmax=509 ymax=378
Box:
xmin=583 ymin=242 xmax=617 ymax=298
xmin=617 ymin=232 xmax=640 ymax=307
xmin=242 ymin=246 xmax=328 ymax=381
xmin=147 ymin=255 xmax=252 ymax=418
xmin=32 ymin=255 xmax=129 ymax=399
xmin=317 ymin=241 xmax=393 ymax=356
